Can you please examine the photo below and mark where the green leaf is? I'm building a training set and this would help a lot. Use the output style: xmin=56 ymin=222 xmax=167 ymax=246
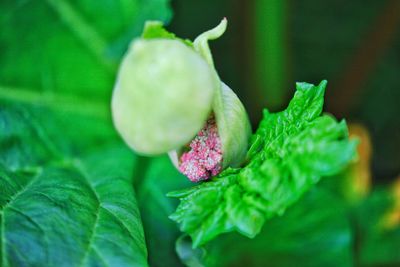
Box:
xmin=203 ymin=188 xmax=353 ymax=267
xmin=0 ymin=1 xmax=174 ymax=265
xmin=355 ymin=184 xmax=400 ymax=267
xmin=0 ymin=0 xmax=172 ymax=113
xmin=247 ymin=80 xmax=326 ymax=160
xmin=134 ymin=156 xmax=191 ymax=267
xmin=169 ymin=81 xmax=357 ymax=247
xmin=175 ymin=235 xmax=206 ymax=267
xmin=0 ymin=103 xmax=148 ymax=266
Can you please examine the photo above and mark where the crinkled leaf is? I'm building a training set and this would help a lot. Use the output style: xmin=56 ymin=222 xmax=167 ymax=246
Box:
xmin=176 ymin=188 xmax=353 ymax=267
xmin=169 ymin=81 xmax=357 ymax=247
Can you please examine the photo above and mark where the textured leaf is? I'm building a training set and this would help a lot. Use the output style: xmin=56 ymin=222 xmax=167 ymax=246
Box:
xmin=169 ymin=81 xmax=358 ymax=247
xmin=193 ymin=188 xmax=353 ymax=267
xmin=0 ymin=102 xmax=148 ymax=267
xmin=0 ymin=1 xmax=174 ymax=264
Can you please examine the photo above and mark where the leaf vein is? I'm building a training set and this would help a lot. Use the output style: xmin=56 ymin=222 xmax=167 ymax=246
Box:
xmin=0 ymin=168 xmax=43 ymax=213
xmin=72 ymin=163 xmax=101 ymax=267
xmin=100 ymin=206 xmax=145 ymax=252
xmin=92 ymin=246 xmax=110 ymax=267
xmin=0 ymin=85 xmax=108 ymax=120
xmin=1 ymin=211 xmax=6 ymax=267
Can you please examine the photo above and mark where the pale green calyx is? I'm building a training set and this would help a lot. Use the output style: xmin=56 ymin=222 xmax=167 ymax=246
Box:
xmin=112 ymin=39 xmax=215 ymax=154
xmin=112 ymin=19 xmax=251 ymax=175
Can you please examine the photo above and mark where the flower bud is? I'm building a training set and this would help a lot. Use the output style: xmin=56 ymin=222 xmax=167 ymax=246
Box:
xmin=112 ymin=19 xmax=251 ymax=182
xmin=112 ymin=38 xmax=216 ymax=154
xmin=169 ymin=19 xmax=252 ymax=181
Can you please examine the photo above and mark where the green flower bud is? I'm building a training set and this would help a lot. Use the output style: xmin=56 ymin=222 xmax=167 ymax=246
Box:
xmin=112 ymin=19 xmax=251 ymax=181
xmin=112 ymin=38 xmax=216 ymax=154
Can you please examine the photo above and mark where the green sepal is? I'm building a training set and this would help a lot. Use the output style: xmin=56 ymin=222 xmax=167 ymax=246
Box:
xmin=141 ymin=21 xmax=193 ymax=47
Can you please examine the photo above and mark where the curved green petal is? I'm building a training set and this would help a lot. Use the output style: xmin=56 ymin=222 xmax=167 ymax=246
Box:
xmin=193 ymin=19 xmax=252 ymax=168
xmin=193 ymin=18 xmax=227 ymax=67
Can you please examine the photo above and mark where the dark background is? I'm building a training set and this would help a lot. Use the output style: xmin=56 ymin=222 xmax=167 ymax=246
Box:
xmin=170 ymin=0 xmax=400 ymax=184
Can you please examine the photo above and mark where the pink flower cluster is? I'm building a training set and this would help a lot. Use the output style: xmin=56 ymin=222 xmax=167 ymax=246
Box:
xmin=179 ymin=116 xmax=223 ymax=182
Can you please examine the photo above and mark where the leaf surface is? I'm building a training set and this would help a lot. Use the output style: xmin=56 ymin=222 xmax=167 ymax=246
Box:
xmin=169 ymin=81 xmax=358 ymax=247
xmin=177 ymin=188 xmax=353 ymax=267
xmin=0 ymin=0 xmax=172 ymax=114
xmin=0 ymin=103 xmax=148 ymax=267
xmin=0 ymin=0 xmax=173 ymax=265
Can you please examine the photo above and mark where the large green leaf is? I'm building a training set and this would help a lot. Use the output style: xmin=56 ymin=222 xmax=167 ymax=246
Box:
xmin=0 ymin=102 xmax=148 ymax=267
xmin=0 ymin=0 xmax=172 ymax=114
xmin=0 ymin=1 xmax=173 ymax=266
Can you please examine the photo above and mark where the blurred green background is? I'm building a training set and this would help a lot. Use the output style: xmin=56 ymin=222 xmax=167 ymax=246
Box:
xmin=0 ymin=0 xmax=399 ymax=267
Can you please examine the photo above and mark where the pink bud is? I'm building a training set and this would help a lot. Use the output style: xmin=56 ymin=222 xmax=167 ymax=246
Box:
xmin=179 ymin=116 xmax=223 ymax=182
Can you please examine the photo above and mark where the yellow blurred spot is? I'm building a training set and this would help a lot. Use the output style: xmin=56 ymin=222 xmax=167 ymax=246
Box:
xmin=392 ymin=177 xmax=400 ymax=206
xmin=381 ymin=177 xmax=400 ymax=230
xmin=344 ymin=123 xmax=372 ymax=202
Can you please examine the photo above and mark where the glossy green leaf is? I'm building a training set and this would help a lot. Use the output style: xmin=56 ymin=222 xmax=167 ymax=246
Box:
xmin=0 ymin=1 xmax=174 ymax=265
xmin=0 ymin=103 xmax=148 ymax=267
xmin=169 ymin=81 xmax=358 ymax=247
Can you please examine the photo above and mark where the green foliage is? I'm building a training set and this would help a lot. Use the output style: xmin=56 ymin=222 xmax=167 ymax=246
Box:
xmin=0 ymin=102 xmax=147 ymax=266
xmin=169 ymin=81 xmax=358 ymax=247
xmin=355 ymin=186 xmax=400 ymax=267
xmin=177 ymin=188 xmax=353 ymax=267
xmin=0 ymin=0 xmax=172 ymax=111
xmin=1 ymin=2 xmax=384 ymax=266
xmin=135 ymin=156 xmax=190 ymax=267
xmin=0 ymin=1 xmax=173 ymax=266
